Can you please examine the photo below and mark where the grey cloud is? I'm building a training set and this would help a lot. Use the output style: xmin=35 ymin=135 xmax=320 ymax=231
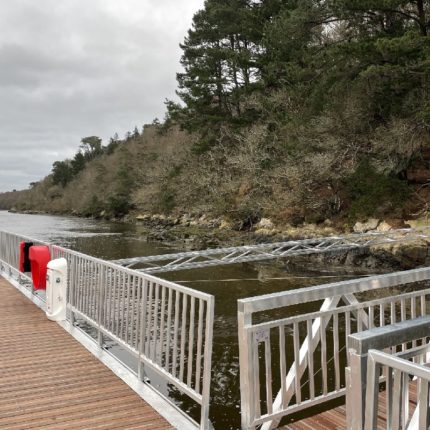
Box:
xmin=0 ymin=0 xmax=203 ymax=192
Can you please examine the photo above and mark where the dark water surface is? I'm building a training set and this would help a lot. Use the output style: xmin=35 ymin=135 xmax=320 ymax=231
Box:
xmin=0 ymin=211 xmax=367 ymax=429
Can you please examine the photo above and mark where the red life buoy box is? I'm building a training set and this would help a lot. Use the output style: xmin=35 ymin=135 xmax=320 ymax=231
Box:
xmin=29 ymin=246 xmax=51 ymax=290
xmin=19 ymin=241 xmax=34 ymax=272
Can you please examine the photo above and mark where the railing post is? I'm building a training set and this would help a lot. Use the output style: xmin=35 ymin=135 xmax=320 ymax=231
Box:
xmin=200 ymin=295 xmax=214 ymax=430
xmin=346 ymin=347 xmax=367 ymax=430
xmin=138 ymin=279 xmax=148 ymax=382
xmin=238 ymin=302 xmax=256 ymax=430
xmin=69 ymin=255 xmax=76 ymax=326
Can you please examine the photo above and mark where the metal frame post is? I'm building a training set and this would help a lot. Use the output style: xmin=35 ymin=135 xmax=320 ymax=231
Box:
xmin=346 ymin=348 xmax=367 ymax=429
xmin=238 ymin=303 xmax=256 ymax=430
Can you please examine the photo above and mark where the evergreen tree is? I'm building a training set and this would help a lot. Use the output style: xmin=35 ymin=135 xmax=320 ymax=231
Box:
xmin=51 ymin=161 xmax=73 ymax=187
xmin=177 ymin=0 xmax=265 ymax=133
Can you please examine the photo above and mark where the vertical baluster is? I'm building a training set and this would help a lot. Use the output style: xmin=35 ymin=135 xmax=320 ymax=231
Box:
xmin=70 ymin=255 xmax=76 ymax=308
xmin=118 ymin=272 xmax=126 ymax=339
xmin=187 ymin=296 xmax=196 ymax=387
xmin=138 ymin=279 xmax=148 ymax=380
xmin=386 ymin=366 xmax=393 ymax=430
xmin=125 ymin=275 xmax=137 ymax=346
xmin=124 ymin=274 xmax=132 ymax=343
xmin=112 ymin=270 xmax=119 ymax=335
xmin=333 ymin=313 xmax=340 ymax=391
xmin=93 ymin=263 xmax=99 ymax=322
xmin=411 ymin=296 xmax=417 ymax=350
xmin=87 ymin=261 xmax=93 ymax=318
xmin=279 ymin=326 xmax=287 ymax=409
xmin=391 ymin=369 xmax=402 ymax=430
xmin=159 ymin=285 xmax=166 ymax=367
xmin=172 ymin=290 xmax=180 ymax=378
xmin=165 ymin=288 xmax=173 ymax=372
xmin=112 ymin=270 xmax=119 ymax=334
xmin=400 ymin=298 xmax=407 ymax=351
xmin=357 ymin=309 xmax=363 ymax=332
xmin=293 ymin=322 xmax=301 ymax=404
xmin=78 ymin=257 xmax=84 ymax=312
xmin=265 ymin=335 xmax=273 ymax=415
xmin=391 ymin=301 xmax=396 ymax=354
xmin=391 ymin=301 xmax=396 ymax=324
xmin=400 ymin=298 xmax=406 ymax=321
xmin=320 ymin=316 xmax=328 ymax=395
xmin=108 ymin=268 xmax=115 ymax=330
xmin=421 ymin=294 xmax=427 ymax=346
xmin=75 ymin=256 xmax=80 ymax=313
xmin=90 ymin=261 xmax=96 ymax=318
xmin=345 ymin=311 xmax=351 ymax=366
xmin=253 ymin=335 xmax=261 ymax=419
xmin=368 ymin=306 xmax=374 ymax=329
xmin=152 ymin=283 xmax=160 ymax=362
xmin=145 ymin=282 xmax=154 ymax=357
xmin=195 ymin=298 xmax=204 ymax=394
xmin=179 ymin=294 xmax=188 ymax=382
xmin=307 ymin=319 xmax=315 ymax=399
xmin=84 ymin=259 xmax=90 ymax=316
xmin=402 ymin=372 xmax=409 ymax=428
xmin=418 ymin=379 xmax=429 ymax=429
xmin=380 ymin=303 xmax=385 ymax=327
xmin=80 ymin=257 xmax=87 ymax=314
xmin=134 ymin=277 xmax=143 ymax=350
xmin=103 ymin=265 xmax=109 ymax=329
xmin=100 ymin=266 xmax=109 ymax=327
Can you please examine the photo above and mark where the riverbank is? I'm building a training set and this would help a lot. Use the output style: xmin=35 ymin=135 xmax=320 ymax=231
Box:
xmin=8 ymin=208 xmax=430 ymax=271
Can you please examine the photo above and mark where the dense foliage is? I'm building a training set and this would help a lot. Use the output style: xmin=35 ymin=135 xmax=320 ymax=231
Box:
xmin=1 ymin=1 xmax=430 ymax=226
xmin=166 ymin=0 xmax=430 ymax=222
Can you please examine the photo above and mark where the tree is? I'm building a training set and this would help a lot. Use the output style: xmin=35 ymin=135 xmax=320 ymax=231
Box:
xmin=71 ymin=151 xmax=86 ymax=176
xmin=177 ymin=0 xmax=266 ymax=133
xmin=51 ymin=161 xmax=73 ymax=187
xmin=80 ymin=136 xmax=103 ymax=161
xmin=132 ymin=126 xmax=140 ymax=139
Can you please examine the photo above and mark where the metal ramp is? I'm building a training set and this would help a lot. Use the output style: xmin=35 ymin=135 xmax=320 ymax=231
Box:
xmin=112 ymin=228 xmax=430 ymax=274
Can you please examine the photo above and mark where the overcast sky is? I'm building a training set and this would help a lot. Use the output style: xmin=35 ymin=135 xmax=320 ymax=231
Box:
xmin=0 ymin=0 xmax=204 ymax=192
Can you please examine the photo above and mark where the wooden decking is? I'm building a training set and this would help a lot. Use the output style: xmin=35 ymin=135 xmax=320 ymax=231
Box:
xmin=283 ymin=382 xmax=418 ymax=430
xmin=0 ymin=277 xmax=173 ymax=430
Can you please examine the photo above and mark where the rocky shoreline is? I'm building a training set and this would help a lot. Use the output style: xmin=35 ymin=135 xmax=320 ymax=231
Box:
xmin=131 ymin=213 xmax=430 ymax=272
xmin=9 ymin=209 xmax=430 ymax=271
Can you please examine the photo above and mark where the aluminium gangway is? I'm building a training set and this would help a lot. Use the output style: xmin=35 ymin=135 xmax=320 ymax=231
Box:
xmin=112 ymin=228 xmax=430 ymax=274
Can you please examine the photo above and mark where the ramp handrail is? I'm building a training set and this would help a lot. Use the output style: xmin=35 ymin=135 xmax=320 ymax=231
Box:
xmin=347 ymin=317 xmax=430 ymax=429
xmin=238 ymin=267 xmax=430 ymax=429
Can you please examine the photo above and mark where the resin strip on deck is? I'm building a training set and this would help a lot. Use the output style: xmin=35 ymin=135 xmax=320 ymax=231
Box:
xmin=0 ymin=277 xmax=173 ymax=430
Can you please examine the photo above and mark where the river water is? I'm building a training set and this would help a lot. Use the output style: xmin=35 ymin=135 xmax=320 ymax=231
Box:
xmin=0 ymin=211 xmax=368 ymax=428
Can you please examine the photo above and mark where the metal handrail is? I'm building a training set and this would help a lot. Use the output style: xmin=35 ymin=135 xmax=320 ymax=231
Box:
xmin=238 ymin=266 xmax=430 ymax=430
xmin=347 ymin=317 xmax=430 ymax=429
xmin=0 ymin=230 xmax=215 ymax=430
xmin=365 ymin=349 xmax=430 ymax=430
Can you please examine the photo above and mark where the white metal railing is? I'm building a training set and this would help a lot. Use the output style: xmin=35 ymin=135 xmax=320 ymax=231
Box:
xmin=365 ymin=348 xmax=430 ymax=429
xmin=237 ymin=267 xmax=430 ymax=430
xmin=347 ymin=316 xmax=430 ymax=429
xmin=0 ymin=230 xmax=214 ymax=429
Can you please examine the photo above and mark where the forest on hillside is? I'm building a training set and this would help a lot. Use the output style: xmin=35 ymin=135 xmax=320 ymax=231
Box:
xmin=1 ymin=0 xmax=430 ymax=228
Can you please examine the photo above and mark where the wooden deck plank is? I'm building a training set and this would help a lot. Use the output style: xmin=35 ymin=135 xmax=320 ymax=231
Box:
xmin=0 ymin=277 xmax=174 ymax=430
xmin=283 ymin=380 xmax=418 ymax=429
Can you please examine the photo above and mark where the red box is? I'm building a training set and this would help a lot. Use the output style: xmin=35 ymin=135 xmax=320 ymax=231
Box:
xmin=29 ymin=246 xmax=51 ymax=290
